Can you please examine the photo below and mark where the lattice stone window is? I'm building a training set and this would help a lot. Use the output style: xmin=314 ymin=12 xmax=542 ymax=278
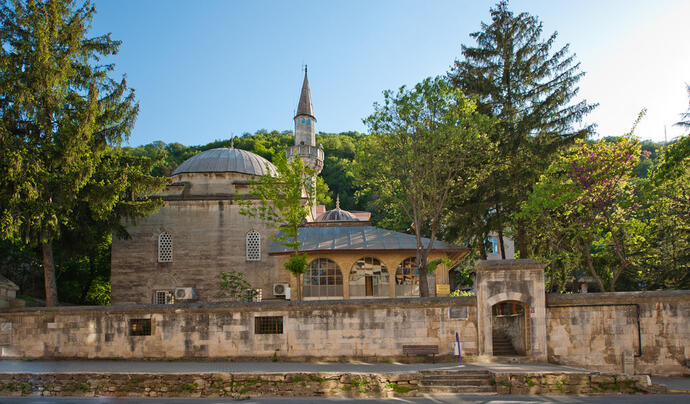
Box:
xmin=246 ymin=231 xmax=261 ymax=261
xmin=158 ymin=232 xmax=173 ymax=262
xmin=255 ymin=316 xmax=283 ymax=334
xmin=154 ymin=290 xmax=171 ymax=305
xmin=129 ymin=318 xmax=151 ymax=336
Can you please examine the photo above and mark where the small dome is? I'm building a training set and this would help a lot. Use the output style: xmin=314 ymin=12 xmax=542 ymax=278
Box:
xmin=172 ymin=148 xmax=277 ymax=177
xmin=316 ymin=208 xmax=358 ymax=222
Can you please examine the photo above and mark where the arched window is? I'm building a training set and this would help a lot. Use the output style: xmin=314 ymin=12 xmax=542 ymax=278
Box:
xmin=349 ymin=257 xmax=389 ymax=298
xmin=246 ymin=231 xmax=261 ymax=261
xmin=303 ymin=258 xmax=343 ymax=299
xmin=158 ymin=232 xmax=173 ymax=263
xmin=395 ymin=257 xmax=419 ymax=297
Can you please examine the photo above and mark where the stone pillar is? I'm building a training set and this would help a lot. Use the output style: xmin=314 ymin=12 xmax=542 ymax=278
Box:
xmin=475 ymin=259 xmax=547 ymax=361
xmin=0 ymin=275 xmax=20 ymax=310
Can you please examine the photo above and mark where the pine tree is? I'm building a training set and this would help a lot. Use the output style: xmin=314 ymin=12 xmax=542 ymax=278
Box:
xmin=448 ymin=0 xmax=596 ymax=257
xmin=0 ymin=0 xmax=139 ymax=306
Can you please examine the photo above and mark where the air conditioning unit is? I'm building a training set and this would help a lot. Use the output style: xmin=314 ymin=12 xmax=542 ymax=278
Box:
xmin=174 ymin=287 xmax=197 ymax=300
xmin=273 ymin=283 xmax=289 ymax=296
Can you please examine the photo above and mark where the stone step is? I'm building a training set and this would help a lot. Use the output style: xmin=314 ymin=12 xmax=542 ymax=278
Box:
xmin=420 ymin=370 xmax=490 ymax=376
xmin=494 ymin=349 xmax=518 ymax=356
xmin=421 ymin=378 xmax=492 ymax=386
xmin=421 ymin=375 xmax=491 ymax=381
xmin=418 ymin=385 xmax=497 ymax=393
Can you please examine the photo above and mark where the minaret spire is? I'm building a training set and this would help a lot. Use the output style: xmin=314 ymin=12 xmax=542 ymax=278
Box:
xmin=295 ymin=66 xmax=314 ymax=120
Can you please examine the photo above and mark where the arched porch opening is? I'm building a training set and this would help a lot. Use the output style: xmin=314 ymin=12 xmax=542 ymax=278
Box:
xmin=395 ymin=257 xmax=419 ymax=297
xmin=349 ymin=257 xmax=389 ymax=298
xmin=303 ymin=258 xmax=343 ymax=300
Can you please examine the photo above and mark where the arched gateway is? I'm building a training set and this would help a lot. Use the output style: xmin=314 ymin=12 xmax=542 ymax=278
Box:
xmin=475 ymin=259 xmax=547 ymax=361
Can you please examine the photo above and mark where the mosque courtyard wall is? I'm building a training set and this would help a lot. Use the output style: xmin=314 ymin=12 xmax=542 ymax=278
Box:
xmin=0 ymin=291 xmax=688 ymax=376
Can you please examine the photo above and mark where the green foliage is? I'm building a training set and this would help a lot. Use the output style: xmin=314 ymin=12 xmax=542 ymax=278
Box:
xmin=85 ymin=278 xmax=110 ymax=305
xmin=449 ymin=289 xmax=475 ymax=297
xmin=385 ymin=382 xmax=410 ymax=394
xmin=520 ymin=117 xmax=644 ymax=292
xmin=426 ymin=257 xmax=452 ymax=274
xmin=217 ymin=270 xmax=258 ymax=301
xmin=239 ymin=152 xmax=319 ymax=299
xmin=448 ymin=0 xmax=596 ymax=258
xmin=636 ymin=158 xmax=690 ymax=289
xmin=360 ymin=76 xmax=493 ymax=296
xmin=283 ymin=253 xmax=308 ymax=278
xmin=0 ymin=0 xmax=148 ymax=305
xmin=654 ymin=135 xmax=690 ymax=184
xmin=451 ymin=266 xmax=474 ymax=290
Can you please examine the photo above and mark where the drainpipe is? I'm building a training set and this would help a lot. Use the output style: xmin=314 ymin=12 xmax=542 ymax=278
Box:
xmin=547 ymin=303 xmax=642 ymax=357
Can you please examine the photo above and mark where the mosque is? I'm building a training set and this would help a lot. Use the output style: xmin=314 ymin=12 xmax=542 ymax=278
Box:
xmin=110 ymin=69 xmax=468 ymax=305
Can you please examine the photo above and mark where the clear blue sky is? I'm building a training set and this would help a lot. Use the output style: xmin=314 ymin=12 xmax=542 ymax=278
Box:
xmin=90 ymin=0 xmax=690 ymax=147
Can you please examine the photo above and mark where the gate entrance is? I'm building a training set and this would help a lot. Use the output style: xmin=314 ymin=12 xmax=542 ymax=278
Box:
xmin=491 ymin=301 xmax=528 ymax=356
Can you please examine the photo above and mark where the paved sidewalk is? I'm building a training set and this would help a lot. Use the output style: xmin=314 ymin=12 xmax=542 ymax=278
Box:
xmin=0 ymin=360 xmax=591 ymax=374
xmin=652 ymin=377 xmax=690 ymax=394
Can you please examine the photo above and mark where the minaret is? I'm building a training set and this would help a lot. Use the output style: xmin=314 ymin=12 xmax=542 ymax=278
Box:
xmin=287 ymin=66 xmax=324 ymax=195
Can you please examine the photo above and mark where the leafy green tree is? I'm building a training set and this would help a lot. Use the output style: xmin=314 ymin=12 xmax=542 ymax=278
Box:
xmin=449 ymin=0 xmax=596 ymax=257
xmin=239 ymin=152 xmax=319 ymax=300
xmin=0 ymin=0 xmax=138 ymax=306
xmin=520 ymin=126 xmax=642 ymax=292
xmin=638 ymin=147 xmax=690 ymax=289
xmin=360 ymin=76 xmax=493 ymax=297
xmin=655 ymin=84 xmax=690 ymax=183
xmin=217 ymin=270 xmax=258 ymax=301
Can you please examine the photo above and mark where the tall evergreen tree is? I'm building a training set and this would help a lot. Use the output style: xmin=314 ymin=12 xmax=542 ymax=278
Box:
xmin=448 ymin=0 xmax=596 ymax=257
xmin=0 ymin=0 xmax=138 ymax=306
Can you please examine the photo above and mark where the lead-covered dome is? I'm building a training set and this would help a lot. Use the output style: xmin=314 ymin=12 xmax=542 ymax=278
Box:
xmin=315 ymin=208 xmax=358 ymax=222
xmin=172 ymin=148 xmax=277 ymax=176
xmin=315 ymin=196 xmax=359 ymax=223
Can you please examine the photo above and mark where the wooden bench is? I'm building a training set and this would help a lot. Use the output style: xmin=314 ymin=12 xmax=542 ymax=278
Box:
xmin=402 ymin=345 xmax=439 ymax=362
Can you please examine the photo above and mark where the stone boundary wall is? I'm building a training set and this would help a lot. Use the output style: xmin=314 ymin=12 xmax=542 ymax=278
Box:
xmin=492 ymin=372 xmax=665 ymax=395
xmin=0 ymin=372 xmax=420 ymax=399
xmin=0 ymin=297 xmax=478 ymax=360
xmin=0 ymin=371 xmax=664 ymax=398
xmin=546 ymin=290 xmax=690 ymax=376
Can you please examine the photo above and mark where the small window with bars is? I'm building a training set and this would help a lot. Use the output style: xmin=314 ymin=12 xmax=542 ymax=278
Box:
xmin=154 ymin=290 xmax=171 ymax=304
xmin=254 ymin=316 xmax=283 ymax=334
xmin=246 ymin=231 xmax=261 ymax=261
xmin=158 ymin=232 xmax=173 ymax=262
xmin=129 ymin=318 xmax=151 ymax=336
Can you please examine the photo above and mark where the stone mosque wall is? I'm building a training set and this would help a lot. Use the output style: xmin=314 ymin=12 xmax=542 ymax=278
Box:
xmin=111 ymin=198 xmax=287 ymax=306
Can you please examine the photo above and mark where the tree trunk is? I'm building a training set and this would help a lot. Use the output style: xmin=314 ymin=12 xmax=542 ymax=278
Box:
xmin=516 ymin=221 xmax=530 ymax=258
xmin=477 ymin=235 xmax=488 ymax=260
xmin=296 ymin=273 xmax=302 ymax=301
xmin=80 ymin=251 xmax=97 ymax=304
xmin=418 ymin=270 xmax=430 ymax=297
xmin=41 ymin=242 xmax=58 ymax=307
xmin=497 ymin=227 xmax=507 ymax=259
xmin=582 ymin=241 xmax=606 ymax=293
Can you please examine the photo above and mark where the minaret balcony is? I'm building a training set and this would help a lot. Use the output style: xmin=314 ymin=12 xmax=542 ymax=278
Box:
xmin=287 ymin=144 xmax=324 ymax=171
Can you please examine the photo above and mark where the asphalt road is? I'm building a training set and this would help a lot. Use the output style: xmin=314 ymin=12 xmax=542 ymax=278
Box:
xmin=0 ymin=395 xmax=688 ymax=404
